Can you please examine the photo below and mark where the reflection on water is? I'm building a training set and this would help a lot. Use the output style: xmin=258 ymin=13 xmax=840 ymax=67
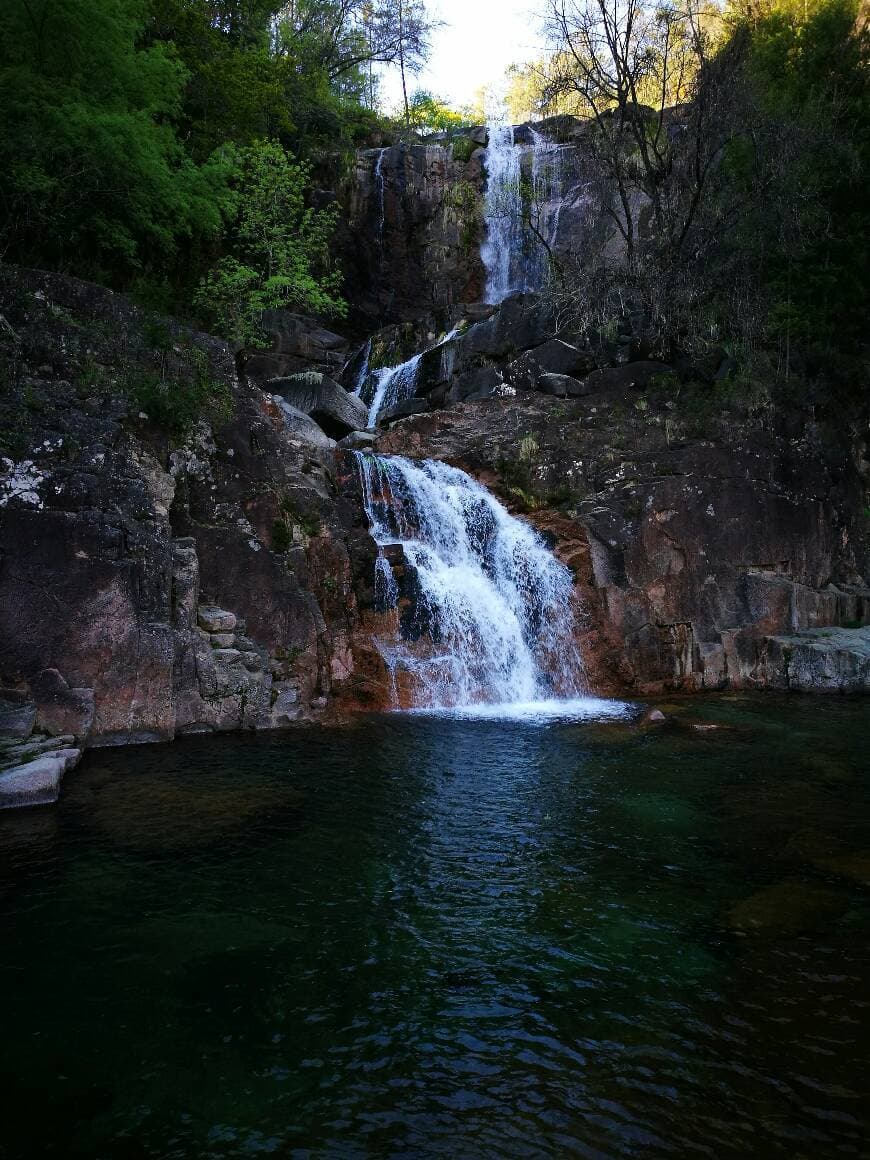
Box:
xmin=0 ymin=694 xmax=869 ymax=1159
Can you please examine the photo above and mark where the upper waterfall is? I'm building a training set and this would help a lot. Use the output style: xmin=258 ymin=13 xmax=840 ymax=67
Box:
xmin=481 ymin=123 xmax=568 ymax=304
xmin=354 ymin=453 xmax=607 ymax=717
xmin=481 ymin=124 xmax=523 ymax=303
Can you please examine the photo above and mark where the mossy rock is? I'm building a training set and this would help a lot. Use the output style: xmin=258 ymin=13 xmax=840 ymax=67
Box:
xmin=450 ymin=137 xmax=478 ymax=165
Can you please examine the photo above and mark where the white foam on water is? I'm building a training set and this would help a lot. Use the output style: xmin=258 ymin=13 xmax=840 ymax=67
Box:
xmin=409 ymin=697 xmax=634 ymax=724
xmin=354 ymin=454 xmax=608 ymax=714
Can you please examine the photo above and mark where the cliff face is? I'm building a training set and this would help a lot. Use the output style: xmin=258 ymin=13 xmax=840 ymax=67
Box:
xmin=339 ymin=118 xmax=619 ymax=324
xmin=0 ymin=266 xmax=387 ymax=767
xmin=369 ymin=289 xmax=870 ymax=696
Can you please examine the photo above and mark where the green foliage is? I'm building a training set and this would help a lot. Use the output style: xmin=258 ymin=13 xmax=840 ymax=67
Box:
xmin=729 ymin=0 xmax=870 ymax=355
xmin=124 ymin=345 xmax=233 ymax=433
xmin=406 ymin=90 xmax=470 ymax=133
xmin=450 ymin=137 xmax=478 ymax=165
xmin=0 ymin=0 xmax=233 ymax=286
xmin=271 ymin=519 xmax=292 ymax=554
xmin=194 ymin=141 xmax=346 ymax=349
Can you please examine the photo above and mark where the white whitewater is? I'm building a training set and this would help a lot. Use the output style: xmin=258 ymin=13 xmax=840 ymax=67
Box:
xmin=481 ymin=124 xmax=523 ymax=303
xmin=366 ymin=354 xmax=424 ymax=428
xmin=365 ymin=326 xmax=460 ymax=428
xmin=482 ymin=123 xmax=566 ymax=303
xmin=354 ymin=453 xmax=623 ymax=719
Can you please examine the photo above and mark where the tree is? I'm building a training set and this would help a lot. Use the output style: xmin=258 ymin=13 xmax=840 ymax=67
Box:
xmin=194 ymin=141 xmax=346 ymax=349
xmin=406 ymin=90 xmax=471 ymax=133
xmin=0 ymin=0 xmax=232 ymax=284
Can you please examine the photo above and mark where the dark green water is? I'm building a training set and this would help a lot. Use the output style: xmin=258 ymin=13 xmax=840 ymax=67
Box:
xmin=1 ymin=695 xmax=869 ymax=1159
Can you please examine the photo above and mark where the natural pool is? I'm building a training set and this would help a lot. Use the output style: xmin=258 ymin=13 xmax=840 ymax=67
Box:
xmin=1 ymin=695 xmax=868 ymax=1159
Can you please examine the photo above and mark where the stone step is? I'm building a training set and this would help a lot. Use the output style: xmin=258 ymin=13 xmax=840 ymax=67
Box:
xmin=0 ymin=747 xmax=81 ymax=810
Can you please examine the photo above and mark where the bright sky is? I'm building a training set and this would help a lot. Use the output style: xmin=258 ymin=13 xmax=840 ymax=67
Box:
xmin=378 ymin=0 xmax=545 ymax=113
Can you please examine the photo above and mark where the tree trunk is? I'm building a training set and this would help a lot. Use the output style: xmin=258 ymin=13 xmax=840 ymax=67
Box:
xmin=398 ymin=0 xmax=410 ymax=125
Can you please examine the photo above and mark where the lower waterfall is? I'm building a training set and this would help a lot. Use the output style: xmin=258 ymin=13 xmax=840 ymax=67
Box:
xmin=355 ymin=453 xmax=622 ymax=718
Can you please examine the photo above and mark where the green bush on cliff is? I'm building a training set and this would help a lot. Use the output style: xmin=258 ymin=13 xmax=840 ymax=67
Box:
xmin=0 ymin=0 xmax=233 ymax=287
xmin=194 ymin=142 xmax=346 ymax=350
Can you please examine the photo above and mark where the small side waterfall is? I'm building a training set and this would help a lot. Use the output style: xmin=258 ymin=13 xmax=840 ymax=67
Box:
xmin=373 ymin=147 xmax=388 ymax=241
xmin=354 ymin=453 xmax=597 ymax=715
xmin=367 ymin=354 xmax=424 ymax=428
xmin=364 ymin=326 xmax=460 ymax=428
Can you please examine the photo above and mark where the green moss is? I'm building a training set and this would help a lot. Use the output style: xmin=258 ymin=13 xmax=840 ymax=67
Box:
xmin=450 ymin=137 xmax=478 ymax=165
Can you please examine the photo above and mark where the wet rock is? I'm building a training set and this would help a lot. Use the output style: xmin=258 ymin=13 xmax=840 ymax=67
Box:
xmin=379 ymin=398 xmax=430 ymax=425
xmin=268 ymin=372 xmax=368 ymax=439
xmin=641 ymin=708 xmax=667 ymax=725
xmin=814 ymin=850 xmax=870 ymax=886
xmin=727 ymin=880 xmax=846 ymax=936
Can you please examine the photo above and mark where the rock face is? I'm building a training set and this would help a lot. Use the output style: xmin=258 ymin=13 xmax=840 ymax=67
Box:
xmin=0 ymin=265 xmax=390 ymax=774
xmin=340 ymin=119 xmax=627 ymax=324
xmin=375 ymin=369 xmax=870 ymax=695
xmin=267 ymin=372 xmax=368 ymax=438
xmin=757 ymin=627 xmax=870 ymax=692
xmin=341 ymin=138 xmax=487 ymax=323
xmin=244 ymin=310 xmax=349 ymax=382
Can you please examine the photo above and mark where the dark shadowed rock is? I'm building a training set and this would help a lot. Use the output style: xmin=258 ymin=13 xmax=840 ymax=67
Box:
xmin=31 ymin=669 xmax=94 ymax=740
xmin=538 ymin=373 xmax=591 ymax=398
xmin=460 ymin=294 xmax=554 ymax=359
xmin=505 ymin=340 xmax=595 ymax=390
xmin=245 ymin=310 xmax=349 ymax=382
xmin=0 ymin=692 xmax=36 ymax=739
xmin=581 ymin=361 xmax=674 ymax=393
xmin=379 ymin=399 xmax=430 ymax=425
xmin=268 ymin=372 xmax=368 ymax=438
xmin=448 ymin=366 xmax=504 ymax=403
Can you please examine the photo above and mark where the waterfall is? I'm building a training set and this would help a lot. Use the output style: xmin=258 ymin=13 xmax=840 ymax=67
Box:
xmin=481 ymin=124 xmax=564 ymax=303
xmin=529 ymin=127 xmax=566 ymax=268
xmin=481 ymin=125 xmax=523 ymax=303
xmin=366 ymin=354 xmax=424 ymax=428
xmin=364 ymin=326 xmax=460 ymax=428
xmin=373 ymin=147 xmax=388 ymax=240
xmin=354 ymin=453 xmax=600 ymax=715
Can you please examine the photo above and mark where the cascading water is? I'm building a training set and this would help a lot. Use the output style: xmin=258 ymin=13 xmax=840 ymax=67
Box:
xmin=366 ymin=353 xmax=424 ymax=429
xmin=354 ymin=453 xmax=604 ymax=717
xmin=481 ymin=123 xmax=566 ymax=303
xmin=481 ymin=124 xmax=523 ymax=303
xmin=364 ymin=326 xmax=460 ymax=428
xmin=373 ymin=147 xmax=388 ymax=241
xmin=529 ymin=127 xmax=567 ymax=272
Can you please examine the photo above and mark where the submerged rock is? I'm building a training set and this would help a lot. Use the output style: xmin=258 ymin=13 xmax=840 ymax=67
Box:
xmin=727 ymin=880 xmax=846 ymax=936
